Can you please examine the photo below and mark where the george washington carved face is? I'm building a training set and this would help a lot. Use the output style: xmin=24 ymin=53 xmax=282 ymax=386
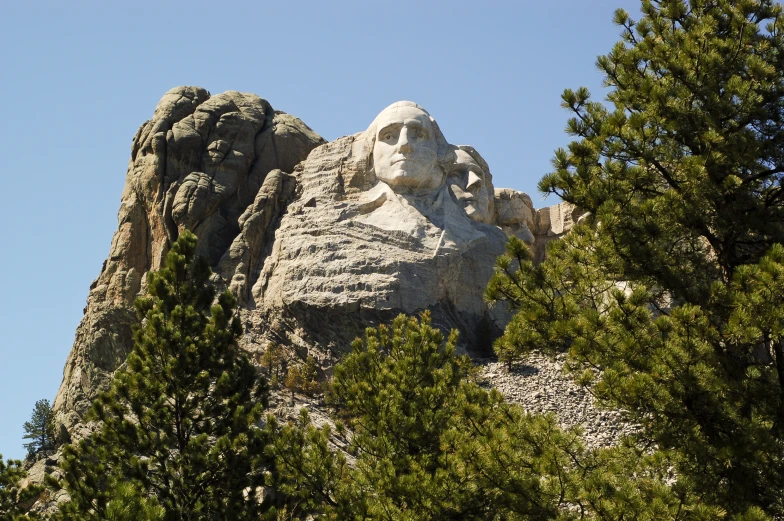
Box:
xmin=368 ymin=102 xmax=444 ymax=192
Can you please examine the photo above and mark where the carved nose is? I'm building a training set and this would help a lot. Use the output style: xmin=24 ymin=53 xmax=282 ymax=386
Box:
xmin=398 ymin=127 xmax=412 ymax=153
xmin=466 ymin=170 xmax=483 ymax=191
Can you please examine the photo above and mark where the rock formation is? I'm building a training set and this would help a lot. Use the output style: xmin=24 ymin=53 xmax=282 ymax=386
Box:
xmin=52 ymin=89 xmax=577 ymax=442
xmin=229 ymin=101 xmax=513 ymax=359
xmin=52 ymin=87 xmax=325 ymax=440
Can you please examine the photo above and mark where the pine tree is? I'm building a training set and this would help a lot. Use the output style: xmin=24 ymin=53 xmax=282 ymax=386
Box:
xmin=53 ymin=230 xmax=269 ymax=521
xmin=22 ymin=399 xmax=54 ymax=459
xmin=300 ymin=356 xmax=322 ymax=396
xmin=259 ymin=342 xmax=286 ymax=388
xmin=488 ymin=1 xmax=784 ymax=517
xmin=268 ymin=313 xmax=585 ymax=520
xmin=0 ymin=455 xmax=43 ymax=521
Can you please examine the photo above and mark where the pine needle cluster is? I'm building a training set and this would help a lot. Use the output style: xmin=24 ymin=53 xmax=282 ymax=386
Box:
xmin=0 ymin=455 xmax=43 ymax=521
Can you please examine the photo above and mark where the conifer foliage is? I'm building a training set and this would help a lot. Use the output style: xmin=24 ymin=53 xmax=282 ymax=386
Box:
xmin=22 ymin=399 xmax=55 ymax=460
xmin=488 ymin=1 xmax=784 ymax=517
xmin=269 ymin=313 xmax=585 ymax=520
xmin=102 ymin=482 xmax=165 ymax=521
xmin=54 ymin=230 xmax=268 ymax=521
xmin=0 ymin=455 xmax=43 ymax=521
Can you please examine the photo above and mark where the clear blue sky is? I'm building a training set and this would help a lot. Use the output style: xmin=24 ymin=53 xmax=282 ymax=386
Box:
xmin=0 ymin=0 xmax=641 ymax=460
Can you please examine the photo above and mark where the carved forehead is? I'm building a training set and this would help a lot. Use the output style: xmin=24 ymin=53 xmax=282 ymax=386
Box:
xmin=374 ymin=104 xmax=433 ymax=133
xmin=454 ymin=149 xmax=482 ymax=170
xmin=455 ymin=145 xmax=491 ymax=177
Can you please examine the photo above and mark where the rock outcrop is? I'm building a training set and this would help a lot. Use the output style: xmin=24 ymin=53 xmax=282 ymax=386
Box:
xmin=532 ymin=201 xmax=584 ymax=263
xmin=53 ymin=87 xmax=325 ymax=439
xmin=247 ymin=133 xmax=509 ymax=355
xmin=52 ymin=90 xmax=581 ymax=443
xmin=494 ymin=188 xmax=537 ymax=245
xmin=493 ymin=189 xmax=583 ymax=263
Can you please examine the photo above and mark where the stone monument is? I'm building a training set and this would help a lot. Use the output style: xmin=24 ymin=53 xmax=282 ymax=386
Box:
xmin=229 ymin=101 xmax=511 ymax=356
xmin=52 ymin=88 xmax=566 ymax=442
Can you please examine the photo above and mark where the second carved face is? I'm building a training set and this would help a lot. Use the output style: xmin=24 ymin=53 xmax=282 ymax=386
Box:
xmin=372 ymin=104 xmax=442 ymax=191
xmin=449 ymin=149 xmax=491 ymax=223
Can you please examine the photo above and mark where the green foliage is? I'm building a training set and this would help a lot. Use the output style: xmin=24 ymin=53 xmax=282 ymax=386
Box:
xmin=104 ymin=482 xmax=164 ymax=521
xmin=284 ymin=356 xmax=321 ymax=397
xmin=488 ymin=1 xmax=784 ymax=517
xmin=268 ymin=313 xmax=586 ymax=520
xmin=268 ymin=313 xmax=751 ymax=520
xmin=576 ymin=442 xmax=727 ymax=521
xmin=53 ymin=230 xmax=269 ymax=521
xmin=260 ymin=342 xmax=286 ymax=388
xmin=22 ymin=399 xmax=55 ymax=460
xmin=0 ymin=455 xmax=43 ymax=520
xmin=265 ymin=410 xmax=348 ymax=519
xmin=486 ymin=235 xmax=594 ymax=365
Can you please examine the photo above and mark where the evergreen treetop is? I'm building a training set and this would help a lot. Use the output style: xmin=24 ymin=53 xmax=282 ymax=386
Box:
xmin=488 ymin=1 xmax=784 ymax=517
xmin=53 ymin=230 xmax=269 ymax=521
xmin=22 ymin=399 xmax=54 ymax=460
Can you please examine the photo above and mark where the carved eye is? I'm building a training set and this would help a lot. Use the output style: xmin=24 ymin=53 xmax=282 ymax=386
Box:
xmin=383 ymin=133 xmax=394 ymax=141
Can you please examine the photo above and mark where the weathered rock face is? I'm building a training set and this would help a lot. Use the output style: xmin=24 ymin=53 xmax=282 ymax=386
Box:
xmin=494 ymin=188 xmax=537 ymax=245
xmin=532 ymin=201 xmax=584 ymax=262
xmin=492 ymin=189 xmax=583 ymax=263
xmin=53 ymin=86 xmax=325 ymax=439
xmin=52 ymin=91 xmax=579 ymax=442
xmin=245 ymin=133 xmax=509 ymax=355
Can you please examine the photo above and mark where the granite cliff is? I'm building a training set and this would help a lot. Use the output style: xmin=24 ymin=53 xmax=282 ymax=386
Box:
xmin=51 ymin=87 xmax=579 ymax=443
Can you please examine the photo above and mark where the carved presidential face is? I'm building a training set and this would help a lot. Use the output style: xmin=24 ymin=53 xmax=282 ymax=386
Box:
xmin=449 ymin=149 xmax=491 ymax=223
xmin=372 ymin=105 xmax=442 ymax=191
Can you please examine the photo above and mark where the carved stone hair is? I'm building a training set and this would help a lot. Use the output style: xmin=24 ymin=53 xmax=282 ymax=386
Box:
xmin=359 ymin=101 xmax=456 ymax=182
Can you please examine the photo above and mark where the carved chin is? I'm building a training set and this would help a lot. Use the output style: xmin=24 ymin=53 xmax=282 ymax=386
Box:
xmin=380 ymin=167 xmax=410 ymax=180
xmin=465 ymin=205 xmax=487 ymax=223
xmin=378 ymin=166 xmax=441 ymax=189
